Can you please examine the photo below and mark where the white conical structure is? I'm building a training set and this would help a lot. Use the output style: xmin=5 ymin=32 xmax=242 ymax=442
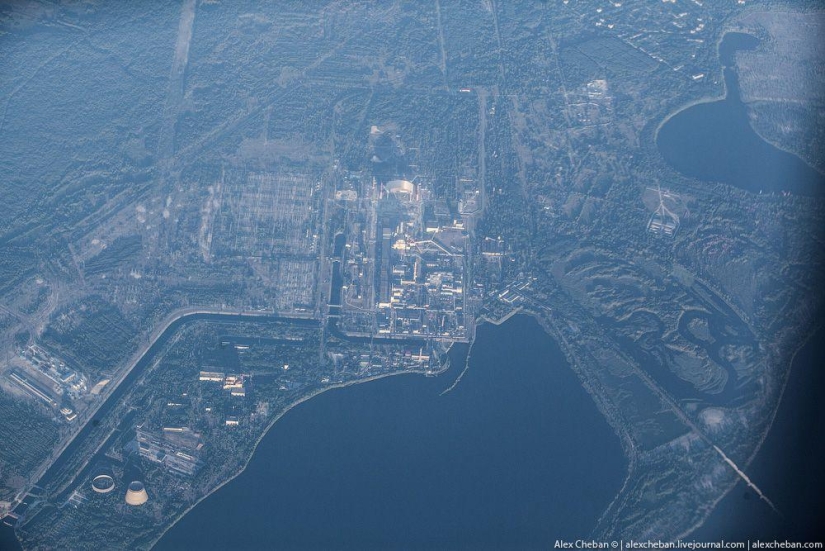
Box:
xmin=125 ymin=481 xmax=148 ymax=506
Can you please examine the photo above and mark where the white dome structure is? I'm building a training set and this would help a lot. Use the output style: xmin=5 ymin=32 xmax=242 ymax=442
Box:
xmin=386 ymin=179 xmax=416 ymax=201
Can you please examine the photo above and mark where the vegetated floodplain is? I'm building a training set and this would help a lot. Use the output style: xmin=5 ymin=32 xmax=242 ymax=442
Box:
xmin=657 ymin=32 xmax=825 ymax=197
xmin=691 ymin=325 xmax=825 ymax=542
xmin=155 ymin=315 xmax=627 ymax=551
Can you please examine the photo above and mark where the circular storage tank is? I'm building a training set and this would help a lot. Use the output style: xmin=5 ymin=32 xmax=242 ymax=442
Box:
xmin=91 ymin=474 xmax=115 ymax=494
xmin=125 ymin=481 xmax=148 ymax=506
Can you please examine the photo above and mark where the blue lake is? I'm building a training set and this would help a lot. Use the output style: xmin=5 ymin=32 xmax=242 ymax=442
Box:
xmin=657 ymin=32 xmax=824 ymax=196
xmin=155 ymin=315 xmax=627 ymax=550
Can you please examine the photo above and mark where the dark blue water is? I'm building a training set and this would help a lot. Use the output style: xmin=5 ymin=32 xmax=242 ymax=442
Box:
xmin=692 ymin=325 xmax=825 ymax=541
xmin=0 ymin=522 xmax=22 ymax=551
xmin=330 ymin=260 xmax=343 ymax=306
xmin=657 ymin=32 xmax=825 ymax=196
xmin=155 ymin=315 xmax=627 ymax=550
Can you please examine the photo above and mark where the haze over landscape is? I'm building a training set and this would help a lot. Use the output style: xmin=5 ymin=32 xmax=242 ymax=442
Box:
xmin=0 ymin=1 xmax=823 ymax=549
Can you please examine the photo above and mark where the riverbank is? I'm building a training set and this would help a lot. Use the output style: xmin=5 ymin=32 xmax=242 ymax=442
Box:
xmin=690 ymin=323 xmax=825 ymax=540
xmin=149 ymin=365 xmax=438 ymax=549
xmin=656 ymin=31 xmax=823 ymax=196
xmin=154 ymin=314 xmax=627 ymax=550
xmin=5 ymin=308 xmax=314 ymax=519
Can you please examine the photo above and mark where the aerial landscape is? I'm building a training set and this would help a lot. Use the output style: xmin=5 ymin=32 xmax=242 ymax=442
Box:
xmin=0 ymin=0 xmax=823 ymax=549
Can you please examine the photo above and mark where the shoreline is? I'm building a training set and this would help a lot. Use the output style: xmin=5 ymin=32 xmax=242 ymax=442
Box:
xmin=440 ymin=325 xmax=478 ymax=396
xmin=679 ymin=321 xmax=824 ymax=540
xmin=148 ymin=312 xmax=628 ymax=549
xmin=652 ymin=28 xmax=733 ymax=144
xmin=526 ymin=310 xmax=637 ymax=538
xmin=148 ymin=353 xmax=460 ymax=550
xmin=13 ymin=303 xmax=808 ymax=546
xmin=478 ymin=305 xmax=523 ymax=326
xmin=654 ymin=26 xmax=824 ymax=184
xmin=7 ymin=295 xmax=463 ymax=549
xmin=2 ymin=307 xmax=297 ymax=518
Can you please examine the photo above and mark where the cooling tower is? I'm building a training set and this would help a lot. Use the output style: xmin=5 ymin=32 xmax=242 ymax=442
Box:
xmin=91 ymin=474 xmax=115 ymax=494
xmin=124 ymin=481 xmax=148 ymax=506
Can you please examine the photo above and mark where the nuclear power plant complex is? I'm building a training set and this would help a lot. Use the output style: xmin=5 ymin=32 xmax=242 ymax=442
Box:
xmin=332 ymin=173 xmax=475 ymax=343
